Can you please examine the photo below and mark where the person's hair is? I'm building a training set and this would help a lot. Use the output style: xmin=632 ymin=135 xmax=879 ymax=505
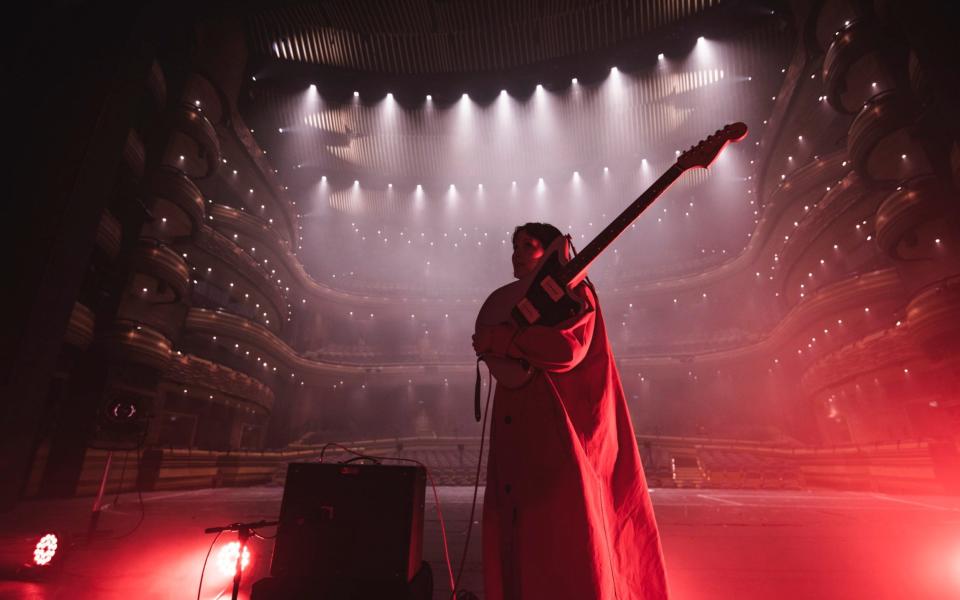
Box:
xmin=512 ymin=222 xmax=563 ymax=248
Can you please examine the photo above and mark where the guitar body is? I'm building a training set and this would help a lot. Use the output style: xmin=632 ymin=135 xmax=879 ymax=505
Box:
xmin=475 ymin=237 xmax=587 ymax=389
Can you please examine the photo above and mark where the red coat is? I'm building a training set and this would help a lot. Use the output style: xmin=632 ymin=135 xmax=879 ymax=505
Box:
xmin=482 ymin=284 xmax=669 ymax=600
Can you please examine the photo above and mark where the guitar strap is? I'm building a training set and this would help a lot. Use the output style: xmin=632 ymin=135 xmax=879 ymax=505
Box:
xmin=565 ymin=234 xmax=600 ymax=305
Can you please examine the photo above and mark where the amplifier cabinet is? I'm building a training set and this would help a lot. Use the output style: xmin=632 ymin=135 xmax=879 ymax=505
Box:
xmin=270 ymin=462 xmax=426 ymax=584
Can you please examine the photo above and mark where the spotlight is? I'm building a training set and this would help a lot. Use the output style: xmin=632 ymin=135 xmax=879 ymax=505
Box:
xmin=32 ymin=534 xmax=58 ymax=567
xmin=217 ymin=541 xmax=251 ymax=577
xmin=0 ymin=530 xmax=65 ymax=578
xmin=657 ymin=53 xmax=665 ymax=60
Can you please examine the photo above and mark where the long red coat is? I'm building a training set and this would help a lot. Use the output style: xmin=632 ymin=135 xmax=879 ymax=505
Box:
xmin=482 ymin=284 xmax=668 ymax=600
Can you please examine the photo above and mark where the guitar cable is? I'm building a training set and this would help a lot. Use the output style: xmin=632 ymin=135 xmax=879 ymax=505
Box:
xmin=451 ymin=358 xmax=493 ymax=599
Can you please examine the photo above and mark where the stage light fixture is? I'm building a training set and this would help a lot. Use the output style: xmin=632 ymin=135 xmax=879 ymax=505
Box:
xmin=217 ymin=541 xmax=251 ymax=577
xmin=32 ymin=533 xmax=58 ymax=566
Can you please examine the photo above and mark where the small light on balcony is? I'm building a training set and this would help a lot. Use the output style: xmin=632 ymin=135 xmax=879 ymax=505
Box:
xmin=179 ymin=155 xmax=185 ymax=161
xmin=901 ymin=154 xmax=907 ymax=160
xmin=161 ymin=217 xmax=167 ymax=223
xmin=935 ymin=238 xmax=941 ymax=244
xmin=904 ymin=368 xmax=909 ymax=374
xmin=864 ymin=307 xmax=870 ymax=313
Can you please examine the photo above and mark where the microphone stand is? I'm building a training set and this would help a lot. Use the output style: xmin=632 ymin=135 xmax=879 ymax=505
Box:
xmin=204 ymin=519 xmax=279 ymax=600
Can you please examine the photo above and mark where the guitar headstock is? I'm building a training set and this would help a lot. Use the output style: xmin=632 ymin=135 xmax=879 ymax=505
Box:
xmin=676 ymin=122 xmax=748 ymax=171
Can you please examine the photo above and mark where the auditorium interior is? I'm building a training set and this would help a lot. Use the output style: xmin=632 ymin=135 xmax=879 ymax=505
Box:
xmin=3 ymin=0 xmax=959 ymax=598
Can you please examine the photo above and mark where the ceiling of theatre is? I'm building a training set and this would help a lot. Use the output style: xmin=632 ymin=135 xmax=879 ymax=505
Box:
xmin=233 ymin=0 xmax=795 ymax=287
xmin=245 ymin=0 xmax=724 ymax=74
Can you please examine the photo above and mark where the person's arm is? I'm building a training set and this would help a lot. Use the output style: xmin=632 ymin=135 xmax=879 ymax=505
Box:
xmin=482 ymin=285 xmax=597 ymax=373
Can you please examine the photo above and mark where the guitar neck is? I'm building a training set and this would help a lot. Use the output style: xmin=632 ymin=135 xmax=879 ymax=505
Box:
xmin=559 ymin=163 xmax=685 ymax=288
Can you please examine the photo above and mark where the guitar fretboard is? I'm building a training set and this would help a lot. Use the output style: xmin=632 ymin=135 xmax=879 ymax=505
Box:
xmin=558 ymin=163 xmax=684 ymax=287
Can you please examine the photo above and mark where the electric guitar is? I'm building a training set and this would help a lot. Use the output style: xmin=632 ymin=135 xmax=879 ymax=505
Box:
xmin=475 ymin=122 xmax=749 ymax=388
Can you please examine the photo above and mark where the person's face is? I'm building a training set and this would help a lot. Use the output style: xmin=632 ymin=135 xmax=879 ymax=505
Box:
xmin=512 ymin=230 xmax=545 ymax=278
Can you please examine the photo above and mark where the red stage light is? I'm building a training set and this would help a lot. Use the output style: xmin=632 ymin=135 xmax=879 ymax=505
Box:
xmin=216 ymin=541 xmax=251 ymax=577
xmin=32 ymin=533 xmax=58 ymax=566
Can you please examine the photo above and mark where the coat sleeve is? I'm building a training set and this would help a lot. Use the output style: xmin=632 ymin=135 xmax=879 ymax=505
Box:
xmin=497 ymin=285 xmax=597 ymax=373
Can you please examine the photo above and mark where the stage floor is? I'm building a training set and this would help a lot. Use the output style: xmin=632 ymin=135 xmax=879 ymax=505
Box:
xmin=1 ymin=486 xmax=959 ymax=599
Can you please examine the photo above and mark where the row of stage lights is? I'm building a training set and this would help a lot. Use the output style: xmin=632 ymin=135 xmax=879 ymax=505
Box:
xmin=263 ymin=38 xmax=710 ymax=101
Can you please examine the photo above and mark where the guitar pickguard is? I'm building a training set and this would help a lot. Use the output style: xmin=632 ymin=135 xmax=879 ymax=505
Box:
xmin=510 ymin=251 xmax=584 ymax=327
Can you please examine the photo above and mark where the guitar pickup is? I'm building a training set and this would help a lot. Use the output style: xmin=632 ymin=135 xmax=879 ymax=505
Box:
xmin=540 ymin=276 xmax=565 ymax=301
xmin=516 ymin=298 xmax=541 ymax=324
